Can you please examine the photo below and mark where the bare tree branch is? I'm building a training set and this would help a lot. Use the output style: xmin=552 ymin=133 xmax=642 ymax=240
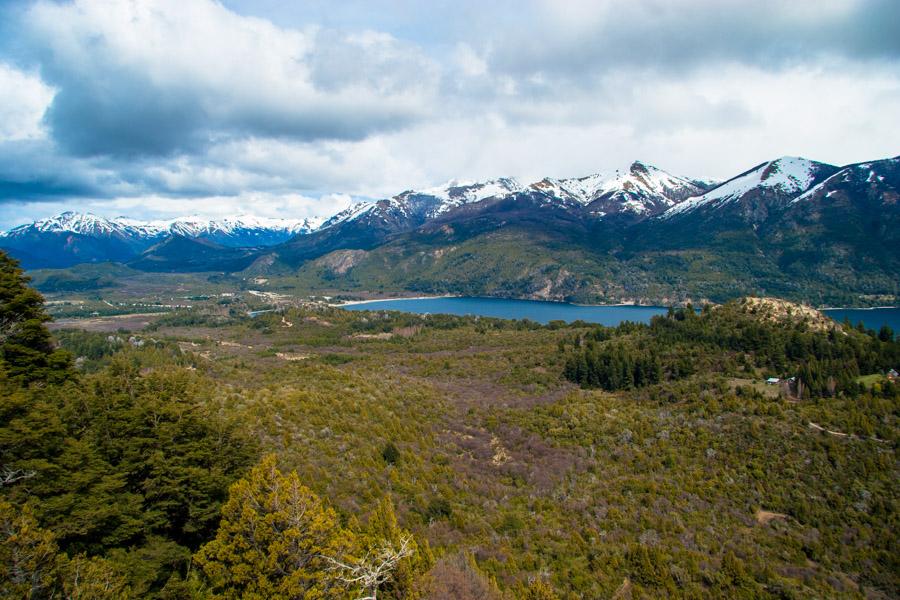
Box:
xmin=0 ymin=467 xmax=36 ymax=488
xmin=323 ymin=534 xmax=414 ymax=600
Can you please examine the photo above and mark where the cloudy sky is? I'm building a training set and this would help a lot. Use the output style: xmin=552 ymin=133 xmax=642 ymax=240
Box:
xmin=0 ymin=0 xmax=898 ymax=228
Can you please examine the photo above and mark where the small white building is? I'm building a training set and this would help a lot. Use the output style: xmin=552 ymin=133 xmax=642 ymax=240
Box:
xmin=766 ymin=377 xmax=781 ymax=385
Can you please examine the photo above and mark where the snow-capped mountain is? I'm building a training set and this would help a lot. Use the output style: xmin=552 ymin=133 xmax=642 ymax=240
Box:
xmin=279 ymin=165 xmax=706 ymax=267
xmin=3 ymin=211 xmax=155 ymax=239
xmin=320 ymin=164 xmax=702 ymax=233
xmin=7 ymin=154 xmax=895 ymax=278
xmin=531 ymin=161 xmax=710 ymax=218
xmin=281 ymin=177 xmax=528 ymax=265
xmin=411 ymin=178 xmax=525 ymax=216
xmin=662 ymin=157 xmax=839 ymax=219
xmin=2 ymin=212 xmax=321 ymax=243
xmin=319 ymin=178 xmax=524 ymax=231
xmin=790 ymin=156 xmax=900 ymax=206
xmin=1 ymin=212 xmax=324 ymax=268
xmin=159 ymin=215 xmax=322 ymax=239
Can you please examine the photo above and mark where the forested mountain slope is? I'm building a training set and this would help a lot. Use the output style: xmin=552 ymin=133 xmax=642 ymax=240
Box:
xmin=287 ymin=156 xmax=899 ymax=306
xmin=1 ymin=250 xmax=898 ymax=598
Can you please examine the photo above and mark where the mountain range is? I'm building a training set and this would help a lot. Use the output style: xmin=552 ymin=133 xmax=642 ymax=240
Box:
xmin=4 ymin=155 xmax=898 ymax=305
xmin=0 ymin=213 xmax=322 ymax=268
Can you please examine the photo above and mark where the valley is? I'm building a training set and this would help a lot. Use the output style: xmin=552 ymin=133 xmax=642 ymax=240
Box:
xmin=2 ymin=4 xmax=897 ymax=598
xmin=3 ymin=257 xmax=897 ymax=597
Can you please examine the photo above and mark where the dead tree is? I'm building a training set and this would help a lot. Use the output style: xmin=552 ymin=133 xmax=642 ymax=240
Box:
xmin=324 ymin=534 xmax=414 ymax=600
xmin=0 ymin=467 xmax=36 ymax=487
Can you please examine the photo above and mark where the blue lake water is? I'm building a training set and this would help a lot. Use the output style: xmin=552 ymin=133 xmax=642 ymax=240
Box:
xmin=342 ymin=296 xmax=900 ymax=332
xmin=822 ymin=308 xmax=900 ymax=333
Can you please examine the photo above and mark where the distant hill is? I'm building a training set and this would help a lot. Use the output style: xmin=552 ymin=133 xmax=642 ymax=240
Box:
xmin=128 ymin=235 xmax=261 ymax=273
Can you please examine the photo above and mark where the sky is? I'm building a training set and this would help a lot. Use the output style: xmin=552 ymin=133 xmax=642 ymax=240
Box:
xmin=0 ymin=0 xmax=898 ymax=228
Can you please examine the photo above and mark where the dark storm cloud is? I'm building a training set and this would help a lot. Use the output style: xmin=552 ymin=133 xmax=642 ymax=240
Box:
xmin=44 ymin=84 xmax=210 ymax=158
xmin=0 ymin=180 xmax=93 ymax=201
xmin=0 ymin=140 xmax=120 ymax=202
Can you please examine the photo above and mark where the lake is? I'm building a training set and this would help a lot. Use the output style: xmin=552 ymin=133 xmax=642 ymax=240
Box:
xmin=342 ymin=296 xmax=900 ymax=332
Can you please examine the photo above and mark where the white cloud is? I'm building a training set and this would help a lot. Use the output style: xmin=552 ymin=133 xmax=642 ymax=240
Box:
xmin=95 ymin=191 xmax=355 ymax=221
xmin=453 ymin=44 xmax=488 ymax=77
xmin=0 ymin=63 xmax=55 ymax=141
xmin=0 ymin=0 xmax=897 ymax=226
xmin=0 ymin=191 xmax=356 ymax=229
xmin=24 ymin=0 xmax=439 ymax=155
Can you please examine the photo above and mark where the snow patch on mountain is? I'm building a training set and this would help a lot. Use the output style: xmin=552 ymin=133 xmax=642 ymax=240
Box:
xmin=662 ymin=157 xmax=821 ymax=218
xmin=319 ymin=178 xmax=524 ymax=230
xmin=416 ymin=178 xmax=524 ymax=215
xmin=791 ymin=157 xmax=899 ymax=204
xmin=1 ymin=212 xmax=322 ymax=239
xmin=319 ymin=202 xmax=378 ymax=229
xmin=531 ymin=161 xmax=704 ymax=214
xmin=530 ymin=173 xmax=610 ymax=205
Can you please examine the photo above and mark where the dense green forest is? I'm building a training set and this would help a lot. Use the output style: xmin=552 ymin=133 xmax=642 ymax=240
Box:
xmin=1 ymin=251 xmax=898 ymax=598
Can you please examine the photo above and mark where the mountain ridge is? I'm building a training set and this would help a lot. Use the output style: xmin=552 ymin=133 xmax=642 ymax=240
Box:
xmin=3 ymin=154 xmax=898 ymax=306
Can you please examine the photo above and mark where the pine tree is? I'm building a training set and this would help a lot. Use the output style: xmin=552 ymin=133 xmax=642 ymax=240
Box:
xmin=194 ymin=454 xmax=354 ymax=599
xmin=0 ymin=252 xmax=71 ymax=384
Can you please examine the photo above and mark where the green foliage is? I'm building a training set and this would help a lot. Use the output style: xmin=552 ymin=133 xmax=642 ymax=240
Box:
xmin=425 ymin=498 xmax=452 ymax=522
xmin=196 ymin=456 xmax=430 ymax=600
xmin=562 ymin=300 xmax=900 ymax=399
xmin=360 ymin=496 xmax=434 ymax=600
xmin=1 ymin=256 xmax=898 ymax=599
xmin=0 ymin=500 xmax=131 ymax=599
xmin=564 ymin=341 xmax=661 ymax=390
xmin=195 ymin=454 xmax=353 ymax=598
xmin=519 ymin=578 xmax=559 ymax=600
xmin=0 ymin=252 xmax=258 ymax=596
xmin=0 ymin=501 xmax=60 ymax=598
xmin=285 ymin=222 xmax=898 ymax=306
xmin=382 ymin=441 xmax=401 ymax=465
xmin=0 ymin=252 xmax=72 ymax=383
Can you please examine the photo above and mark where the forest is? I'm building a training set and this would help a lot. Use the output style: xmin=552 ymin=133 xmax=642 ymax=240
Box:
xmin=1 ymin=250 xmax=898 ymax=599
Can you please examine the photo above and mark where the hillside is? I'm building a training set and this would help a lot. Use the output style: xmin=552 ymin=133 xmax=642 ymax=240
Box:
xmin=2 ymin=254 xmax=897 ymax=598
xmin=128 ymin=235 xmax=261 ymax=273
xmin=261 ymin=154 xmax=900 ymax=306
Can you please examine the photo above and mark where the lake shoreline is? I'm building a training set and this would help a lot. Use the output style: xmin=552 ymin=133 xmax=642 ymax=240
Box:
xmin=333 ymin=295 xmax=667 ymax=309
xmin=332 ymin=295 xmax=897 ymax=311
xmin=335 ymin=296 xmax=900 ymax=331
xmin=330 ymin=294 xmax=460 ymax=307
xmin=819 ymin=305 xmax=899 ymax=310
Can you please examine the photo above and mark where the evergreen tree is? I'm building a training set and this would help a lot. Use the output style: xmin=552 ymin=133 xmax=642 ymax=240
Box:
xmin=195 ymin=454 xmax=354 ymax=599
xmin=0 ymin=500 xmax=130 ymax=599
xmin=0 ymin=252 xmax=71 ymax=384
xmin=0 ymin=501 xmax=59 ymax=599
